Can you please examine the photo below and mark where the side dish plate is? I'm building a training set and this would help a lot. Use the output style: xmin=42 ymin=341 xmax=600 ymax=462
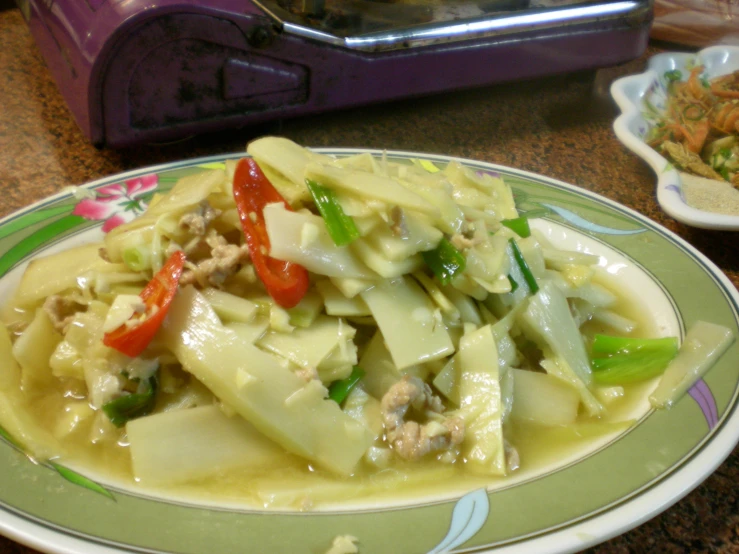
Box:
xmin=0 ymin=151 xmax=738 ymax=554
xmin=611 ymin=45 xmax=739 ymax=230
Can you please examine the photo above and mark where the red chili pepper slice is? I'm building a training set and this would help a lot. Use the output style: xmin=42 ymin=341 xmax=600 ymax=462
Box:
xmin=233 ymin=158 xmax=309 ymax=309
xmin=103 ymin=250 xmax=186 ymax=357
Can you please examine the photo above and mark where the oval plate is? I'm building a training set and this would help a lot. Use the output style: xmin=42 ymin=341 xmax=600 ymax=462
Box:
xmin=611 ymin=45 xmax=739 ymax=230
xmin=0 ymin=150 xmax=738 ymax=554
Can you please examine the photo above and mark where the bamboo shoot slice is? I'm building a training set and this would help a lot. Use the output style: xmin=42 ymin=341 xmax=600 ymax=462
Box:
xmin=161 ymin=287 xmax=373 ymax=475
xmin=127 ymin=405 xmax=286 ymax=485
xmin=650 ymin=321 xmax=734 ymax=409
xmin=361 ymin=277 xmax=454 ymax=370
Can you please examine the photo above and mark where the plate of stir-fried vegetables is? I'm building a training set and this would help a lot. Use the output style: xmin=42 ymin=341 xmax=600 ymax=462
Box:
xmin=612 ymin=45 xmax=739 ymax=229
xmin=0 ymin=138 xmax=738 ymax=554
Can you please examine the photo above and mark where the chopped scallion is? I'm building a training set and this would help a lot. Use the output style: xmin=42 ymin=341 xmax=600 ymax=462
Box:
xmin=102 ymin=374 xmax=157 ymax=428
xmin=328 ymin=366 xmax=366 ymax=405
xmin=422 ymin=238 xmax=466 ymax=285
xmin=590 ymin=335 xmax=678 ymax=385
xmin=306 ymin=179 xmax=360 ymax=247
xmin=122 ymin=244 xmax=152 ymax=272
xmin=508 ymin=275 xmax=519 ymax=293
xmin=508 ymin=238 xmax=539 ymax=294
xmin=591 ymin=335 xmax=678 ymax=356
xmin=501 ymin=217 xmax=531 ymax=238
xmin=591 ymin=350 xmax=677 ymax=385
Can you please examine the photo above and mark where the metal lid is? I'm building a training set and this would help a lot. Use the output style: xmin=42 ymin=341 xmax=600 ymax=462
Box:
xmin=253 ymin=0 xmax=652 ymax=51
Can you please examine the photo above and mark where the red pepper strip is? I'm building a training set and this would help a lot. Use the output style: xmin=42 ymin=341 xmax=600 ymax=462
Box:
xmin=233 ymin=158 xmax=309 ymax=309
xmin=103 ymin=250 xmax=186 ymax=357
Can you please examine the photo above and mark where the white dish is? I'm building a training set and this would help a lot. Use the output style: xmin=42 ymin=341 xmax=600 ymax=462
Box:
xmin=611 ymin=45 xmax=739 ymax=230
xmin=0 ymin=151 xmax=738 ymax=553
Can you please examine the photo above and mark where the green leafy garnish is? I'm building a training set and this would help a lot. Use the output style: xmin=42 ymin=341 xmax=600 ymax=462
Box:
xmin=102 ymin=375 xmax=157 ymax=428
xmin=306 ymin=179 xmax=360 ymax=247
xmin=422 ymin=238 xmax=466 ymax=285
xmin=328 ymin=366 xmax=365 ymax=405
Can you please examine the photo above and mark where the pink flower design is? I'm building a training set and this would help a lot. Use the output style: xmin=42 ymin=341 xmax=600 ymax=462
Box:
xmin=74 ymin=174 xmax=158 ymax=233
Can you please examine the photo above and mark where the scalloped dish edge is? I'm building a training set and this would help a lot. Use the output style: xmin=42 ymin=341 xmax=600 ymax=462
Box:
xmin=611 ymin=45 xmax=739 ymax=231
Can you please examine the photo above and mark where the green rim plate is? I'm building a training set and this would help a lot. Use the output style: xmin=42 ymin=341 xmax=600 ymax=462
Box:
xmin=0 ymin=150 xmax=737 ymax=554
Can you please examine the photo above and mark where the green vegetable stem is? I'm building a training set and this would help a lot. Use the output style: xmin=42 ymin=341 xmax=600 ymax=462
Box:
xmin=422 ymin=238 xmax=466 ymax=285
xmin=306 ymin=179 xmax=360 ymax=247
xmin=102 ymin=374 xmax=158 ymax=427
xmin=328 ymin=366 xmax=366 ymax=405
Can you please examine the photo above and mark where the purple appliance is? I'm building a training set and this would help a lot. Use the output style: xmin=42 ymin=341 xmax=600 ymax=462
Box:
xmin=15 ymin=0 xmax=652 ymax=147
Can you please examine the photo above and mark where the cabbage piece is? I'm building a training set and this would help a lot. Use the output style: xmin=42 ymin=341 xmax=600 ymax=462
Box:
xmin=518 ymin=281 xmax=592 ymax=385
xmin=263 ymin=203 xmax=375 ymax=279
xmin=510 ymin=369 xmax=580 ymax=426
xmin=432 ymin=356 xmax=459 ymax=405
xmin=161 ymin=287 xmax=373 ymax=475
xmin=342 ymin=385 xmax=383 ymax=441
xmin=363 ymin=212 xmax=442 ymax=262
xmin=247 ymin=136 xmax=330 ymax=191
xmin=13 ymin=308 xmax=62 ymax=389
xmin=456 ymin=324 xmax=506 ymax=475
xmin=127 ymin=405 xmax=286 ymax=485
xmin=650 ymin=321 xmax=734 ymax=409
xmin=546 ymin=270 xmax=617 ymax=308
xmin=317 ymin=335 xmax=358 ymax=383
xmin=361 ymin=277 xmax=454 ymax=370
xmin=256 ymin=315 xmax=355 ymax=370
xmin=357 ymin=331 xmax=428 ymax=399
xmin=329 ymin=277 xmax=377 ymax=299
xmin=350 ymin=239 xmax=423 ymax=279
xmin=396 ymin=174 xmax=465 ymax=234
xmin=315 ymin=280 xmax=371 ymax=317
xmin=201 ymin=289 xmax=258 ymax=323
xmin=0 ymin=326 xmax=62 ymax=457
xmin=443 ymin=162 xmax=517 ymax=220
xmin=540 ymin=357 xmax=604 ymax=417
xmin=11 ymin=243 xmax=109 ymax=306
xmin=105 ymin=169 xmax=225 ymax=262
xmin=0 ymin=327 xmax=20 ymax=391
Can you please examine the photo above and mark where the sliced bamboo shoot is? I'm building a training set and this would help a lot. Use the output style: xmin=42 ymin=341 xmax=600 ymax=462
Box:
xmin=127 ymin=405 xmax=286 ymax=485
xmin=161 ymin=287 xmax=373 ymax=475
xmin=361 ymin=277 xmax=454 ymax=370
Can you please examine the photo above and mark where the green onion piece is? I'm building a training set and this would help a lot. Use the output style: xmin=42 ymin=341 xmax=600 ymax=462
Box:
xmin=664 ymin=69 xmax=682 ymax=83
xmin=501 ymin=217 xmax=531 ymax=238
xmin=306 ymin=179 xmax=360 ymax=247
xmin=591 ymin=350 xmax=677 ymax=385
xmin=102 ymin=375 xmax=157 ymax=428
xmin=508 ymin=238 xmax=539 ymax=294
xmin=508 ymin=275 xmax=519 ymax=293
xmin=122 ymin=244 xmax=152 ymax=272
xmin=591 ymin=335 xmax=678 ymax=356
xmin=422 ymin=238 xmax=466 ymax=285
xmin=328 ymin=366 xmax=366 ymax=405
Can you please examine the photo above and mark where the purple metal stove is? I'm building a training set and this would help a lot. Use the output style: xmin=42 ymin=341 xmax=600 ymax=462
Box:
xmin=15 ymin=0 xmax=652 ymax=147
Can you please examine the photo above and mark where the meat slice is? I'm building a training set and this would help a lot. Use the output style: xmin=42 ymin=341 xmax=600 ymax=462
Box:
xmin=381 ymin=375 xmax=464 ymax=461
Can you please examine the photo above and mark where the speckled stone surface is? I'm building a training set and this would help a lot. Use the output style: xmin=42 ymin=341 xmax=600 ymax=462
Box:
xmin=0 ymin=4 xmax=738 ymax=554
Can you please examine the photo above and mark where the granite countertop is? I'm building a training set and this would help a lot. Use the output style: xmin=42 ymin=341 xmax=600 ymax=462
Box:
xmin=0 ymin=3 xmax=738 ymax=553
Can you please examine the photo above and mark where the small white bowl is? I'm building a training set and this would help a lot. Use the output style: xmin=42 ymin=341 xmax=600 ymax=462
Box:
xmin=611 ymin=45 xmax=739 ymax=230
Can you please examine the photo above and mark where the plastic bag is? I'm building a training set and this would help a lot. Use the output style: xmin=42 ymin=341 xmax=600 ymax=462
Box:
xmin=651 ymin=0 xmax=739 ymax=47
